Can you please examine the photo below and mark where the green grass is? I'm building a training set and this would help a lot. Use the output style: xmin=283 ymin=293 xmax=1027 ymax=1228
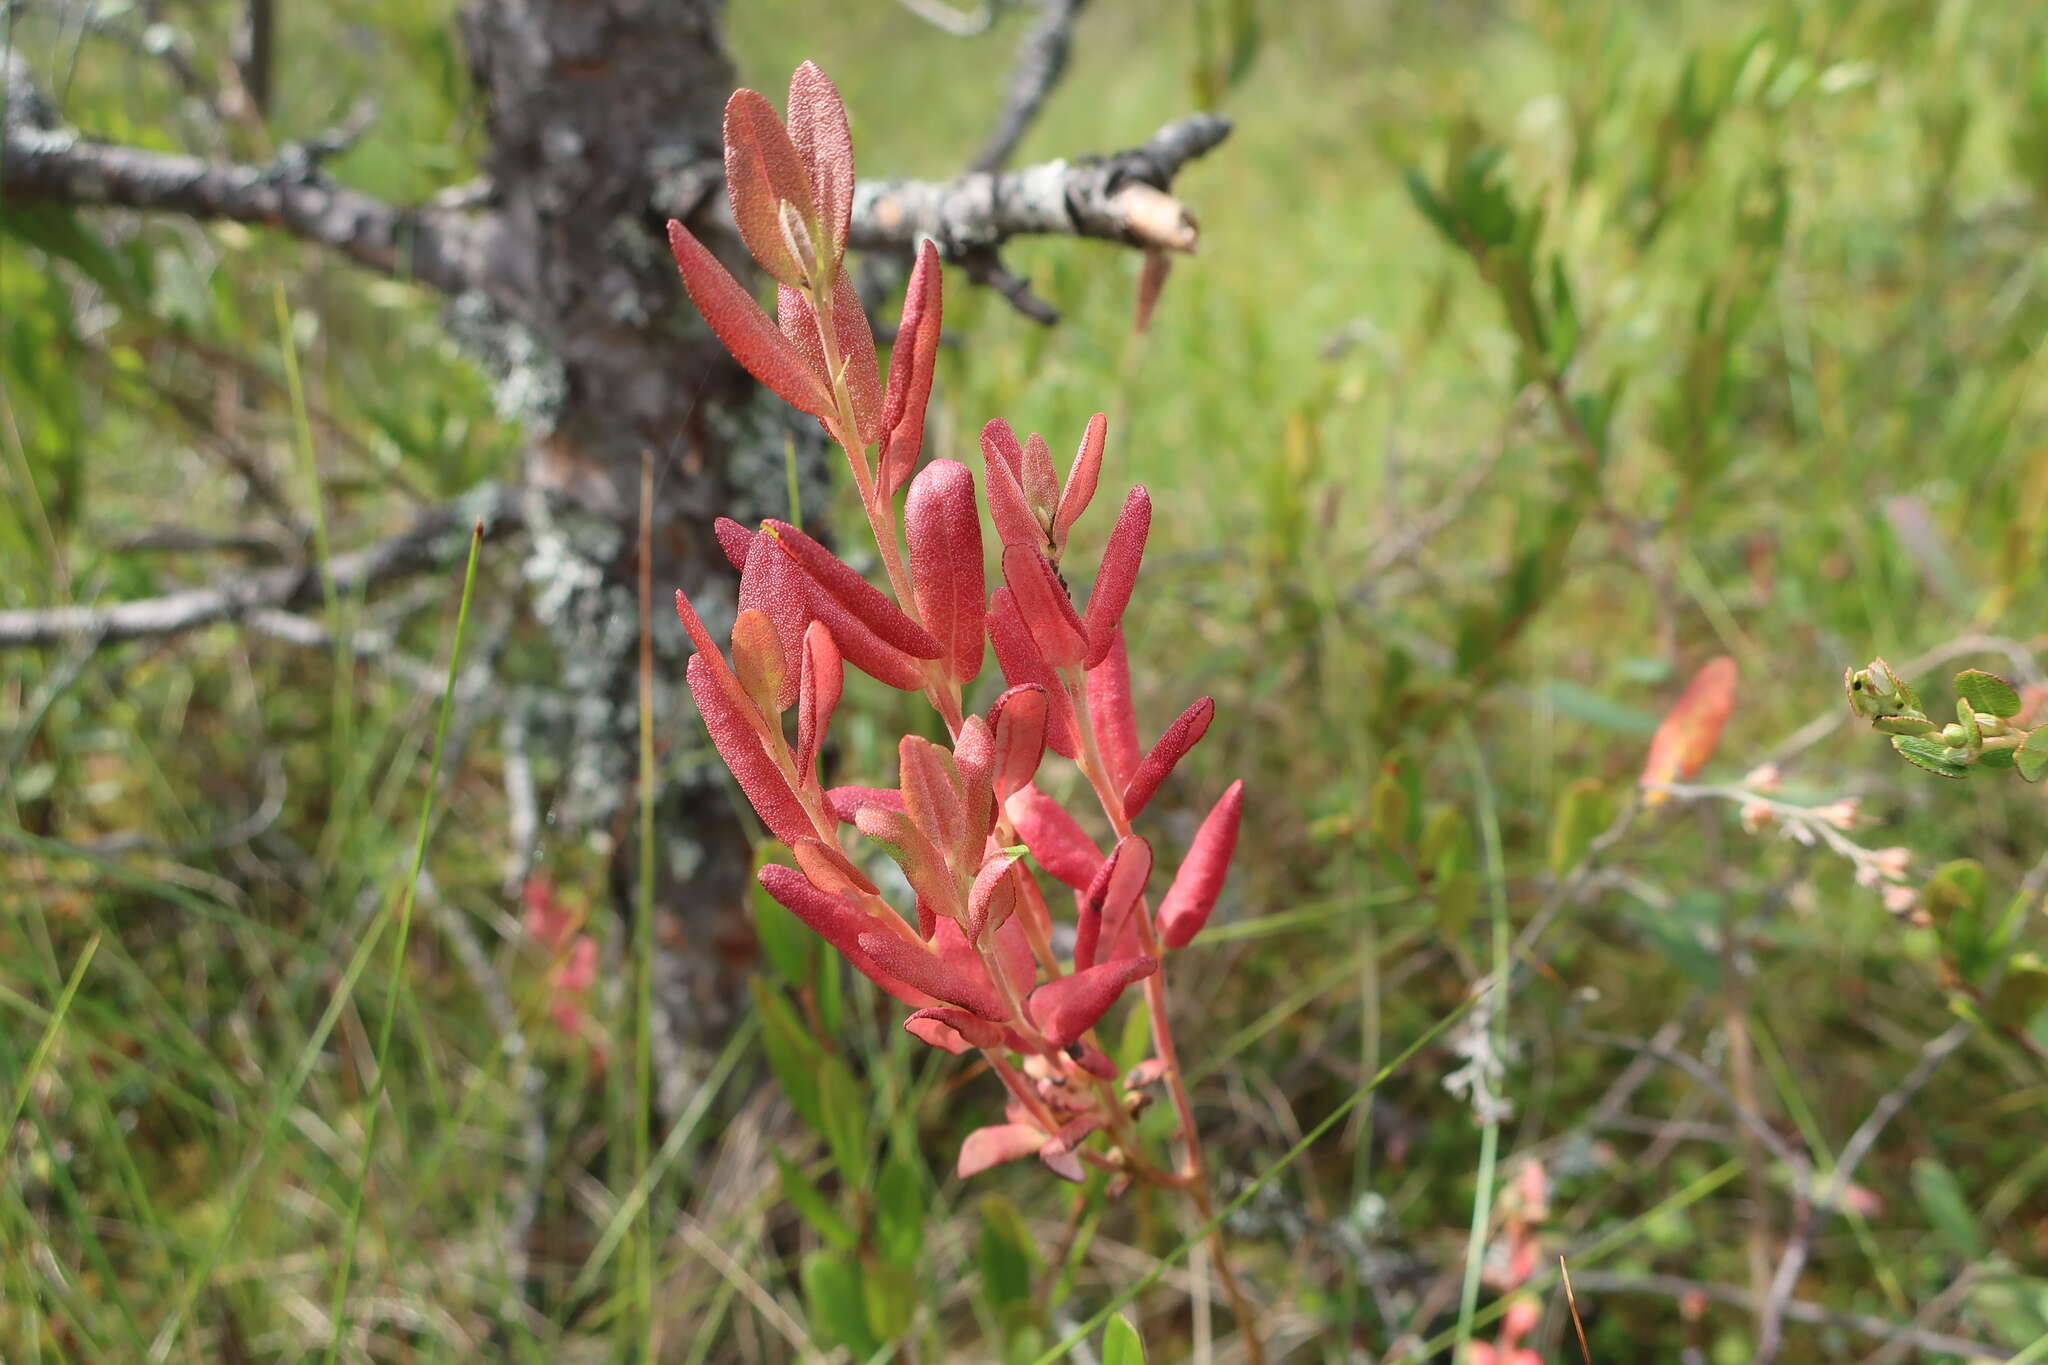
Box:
xmin=6 ymin=0 xmax=2048 ymax=1360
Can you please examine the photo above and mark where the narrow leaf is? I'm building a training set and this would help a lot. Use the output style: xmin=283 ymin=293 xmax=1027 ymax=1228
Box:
xmin=906 ymin=459 xmax=987 ymax=683
xmin=1087 ymin=628 xmax=1143 ymax=791
xmin=688 ymin=654 xmax=810 ymax=846
xmin=1158 ymin=780 xmax=1244 ymax=949
xmin=1053 ymin=413 xmax=1109 ymax=551
xmin=723 ymin=88 xmax=816 ymax=287
xmin=1003 ymin=544 xmax=1088 ymax=668
xmin=668 ymin=221 xmax=833 ymax=417
xmin=1640 ymin=656 xmax=1738 ymax=803
xmin=1083 ymin=486 xmax=1151 ymax=668
xmin=786 ymin=61 xmax=854 ymax=266
xmin=1028 ymin=956 xmax=1159 ymax=1046
xmin=1121 ymin=696 xmax=1215 ymax=818
xmin=880 ymin=240 xmax=944 ymax=494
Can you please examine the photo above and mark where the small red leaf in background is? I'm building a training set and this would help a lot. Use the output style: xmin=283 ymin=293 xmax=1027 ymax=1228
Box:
xmin=1053 ymin=413 xmax=1108 ymax=552
xmin=722 ymin=89 xmax=816 ymax=288
xmin=1028 ymin=955 xmax=1159 ymax=1046
xmin=1006 ymin=783 xmax=1104 ymax=890
xmin=1122 ymin=696 xmax=1215 ymax=818
xmin=785 ymin=61 xmax=853 ymax=267
xmin=1002 ymin=545 xmax=1088 ymax=669
xmin=1640 ymin=656 xmax=1739 ymax=806
xmin=1086 ymin=628 xmax=1143 ymax=791
xmin=906 ymin=459 xmax=986 ymax=683
xmin=667 ymin=222 xmax=833 ymax=418
xmin=1083 ymin=486 xmax=1151 ymax=667
xmin=880 ymin=241 xmax=944 ymax=494
xmin=1158 ymin=779 xmax=1244 ymax=949
xmin=905 ymin=1006 xmax=1004 ymax=1054
xmin=957 ymin=1123 xmax=1048 ymax=1177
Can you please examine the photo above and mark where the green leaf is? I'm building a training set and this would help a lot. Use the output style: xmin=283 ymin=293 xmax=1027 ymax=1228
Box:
xmin=1986 ymin=955 xmax=2048 ymax=1032
xmin=1435 ymin=871 xmax=1478 ymax=941
xmin=862 ymin=1261 xmax=918 ymax=1343
xmin=775 ymin=1153 xmax=856 ymax=1251
xmin=1421 ymin=804 xmax=1472 ymax=879
xmin=874 ymin=1149 xmax=926 ymax=1270
xmin=2018 ymin=727 xmax=2048 ymax=783
xmin=1548 ymin=778 xmax=1608 ymax=877
xmin=1924 ymin=860 xmax=1993 ymax=983
xmin=1891 ymin=734 xmax=1970 ymax=778
xmin=801 ymin=1250 xmax=879 ymax=1357
xmin=1102 ymin=1314 xmax=1148 ymax=1365
xmin=1910 ymin=1158 xmax=1985 ymax=1261
xmin=977 ymin=1195 xmax=1040 ymax=1312
xmin=1540 ymin=680 xmax=1661 ymax=736
xmin=1954 ymin=669 xmax=2022 ymax=718
xmin=750 ymin=979 xmax=825 ymax=1135
xmin=1369 ymin=770 xmax=1410 ymax=855
xmin=815 ymin=1055 xmax=871 ymax=1190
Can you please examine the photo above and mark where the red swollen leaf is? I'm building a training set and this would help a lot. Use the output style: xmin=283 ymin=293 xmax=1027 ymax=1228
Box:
xmin=906 ymin=459 xmax=987 ymax=684
xmin=1006 ymin=784 xmax=1104 ymax=891
xmin=1002 ymin=544 xmax=1088 ymax=669
xmin=775 ymin=272 xmax=882 ymax=447
xmin=1074 ymin=836 xmax=1153 ymax=972
xmin=905 ymin=1006 xmax=1005 ymax=1054
xmin=957 ymin=1123 xmax=1048 ymax=1178
xmin=1085 ymin=628 xmax=1143 ymax=792
xmin=1121 ymin=696 xmax=1215 ymax=819
xmin=714 ymin=516 xmax=755 ymax=572
xmin=721 ymin=89 xmax=816 ymax=288
xmin=1053 ymin=413 xmax=1108 ymax=552
xmin=785 ymin=62 xmax=853 ymax=269
xmin=980 ymin=419 xmax=1046 ymax=553
xmin=987 ymin=589 xmax=1078 ymax=757
xmin=1640 ymin=656 xmax=1738 ymax=806
xmin=987 ymin=685 xmax=1051 ymax=800
xmin=687 ymin=655 xmax=811 ymax=847
xmin=737 ymin=529 xmax=812 ymax=711
xmin=667 ymin=221 xmax=833 ymax=418
xmin=856 ymin=804 xmax=958 ymax=921
xmin=767 ymin=520 xmax=941 ymax=660
xmin=795 ymin=620 xmax=841 ymax=776
xmin=826 ymin=785 xmax=902 ymax=823
xmin=857 ymin=930 xmax=1009 ymax=1019
xmin=880 ymin=241 xmax=944 ymax=495
xmin=935 ymin=914 xmax=1033 ymax=1005
xmin=1158 ymin=780 xmax=1244 ymax=949
xmin=1083 ymin=485 xmax=1151 ymax=668
xmin=952 ymin=715 xmax=997 ymax=850
xmin=1027 ymin=956 xmax=1159 ymax=1047
xmin=791 ymin=836 xmax=877 ymax=897
xmin=757 ymin=864 xmax=934 ymax=1008
xmin=898 ymin=735 xmax=968 ymax=871
xmin=966 ymin=854 xmax=1021 ymax=943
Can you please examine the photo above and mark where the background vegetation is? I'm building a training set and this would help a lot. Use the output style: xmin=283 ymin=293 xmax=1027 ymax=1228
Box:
xmin=4 ymin=0 xmax=2047 ymax=1360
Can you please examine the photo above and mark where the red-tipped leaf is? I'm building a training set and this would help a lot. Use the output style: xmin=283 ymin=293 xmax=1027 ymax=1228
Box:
xmin=967 ymin=854 xmax=1021 ymax=943
xmin=722 ymin=89 xmax=816 ymax=288
xmin=1002 ymin=544 xmax=1088 ymax=668
xmin=1640 ymin=656 xmax=1739 ymax=806
xmin=795 ymin=621 xmax=841 ymax=776
xmin=1028 ymin=956 xmax=1159 ymax=1047
xmin=880 ymin=241 xmax=943 ymax=495
xmin=1083 ymin=485 xmax=1151 ymax=667
xmin=1006 ymin=784 xmax=1104 ymax=890
xmin=668 ymin=221 xmax=833 ymax=418
xmin=1158 ymin=780 xmax=1244 ymax=949
xmin=857 ymin=930 xmax=1009 ymax=1019
xmin=906 ymin=459 xmax=986 ymax=684
xmin=785 ymin=62 xmax=853 ymax=268
xmin=1053 ymin=413 xmax=1108 ymax=551
xmin=1086 ymin=628 xmax=1143 ymax=791
xmin=1122 ymin=696 xmax=1215 ymax=818
xmin=687 ymin=655 xmax=812 ymax=847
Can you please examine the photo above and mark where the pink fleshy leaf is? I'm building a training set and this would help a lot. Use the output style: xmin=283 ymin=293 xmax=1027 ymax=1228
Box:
xmin=1039 ymin=1144 xmax=1085 ymax=1182
xmin=987 ymin=589 xmax=1078 ymax=757
xmin=905 ymin=1006 xmax=1005 ymax=1053
xmin=1121 ymin=696 xmax=1215 ymax=819
xmin=1158 ymin=779 xmax=1244 ymax=949
xmin=791 ymin=836 xmax=877 ymax=897
xmin=729 ymin=608 xmax=790 ymax=718
xmin=756 ymin=864 xmax=936 ymax=1008
xmin=1027 ymin=956 xmax=1158 ymax=1046
xmin=1068 ymin=1043 xmax=1117 ymax=1079
xmin=785 ymin=62 xmax=853 ymax=268
xmin=980 ymin=419 xmax=1046 ymax=553
xmin=687 ymin=654 xmax=811 ymax=847
xmin=899 ymin=735 xmax=968 ymax=871
xmin=856 ymin=804 xmax=958 ymax=920
xmin=857 ymin=929 xmax=1010 ymax=1019
xmin=1002 ymin=544 xmax=1088 ymax=669
xmin=906 ymin=460 xmax=987 ymax=684
xmin=722 ymin=89 xmax=816 ymax=288
xmin=1006 ymin=784 xmax=1105 ymax=891
xmin=880 ymin=241 xmax=944 ymax=495
xmin=967 ymin=854 xmax=1022 ymax=943
xmin=738 ymin=529 xmax=812 ymax=711
xmin=775 ymin=274 xmax=881 ymax=447
xmin=933 ymin=915 xmax=1032 ymax=1006
xmin=714 ymin=516 xmax=755 ymax=572
xmin=795 ymin=620 xmax=841 ymax=777
xmin=1074 ymin=836 xmax=1153 ymax=972
xmin=957 ymin=1123 xmax=1048 ymax=1178
xmin=987 ymin=685 xmax=1051 ymax=799
xmin=767 ymin=520 xmax=941 ymax=660
xmin=1083 ymin=485 xmax=1151 ymax=668
xmin=667 ymin=221 xmax=833 ymax=419
xmin=825 ymin=785 xmax=903 ymax=822
xmin=953 ymin=715 xmax=997 ymax=852
xmin=1020 ymin=431 xmax=1059 ymax=525
xmin=1086 ymin=628 xmax=1143 ymax=791
xmin=1053 ymin=413 xmax=1108 ymax=551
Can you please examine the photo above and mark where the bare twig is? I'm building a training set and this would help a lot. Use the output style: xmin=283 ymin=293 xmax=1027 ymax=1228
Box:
xmin=232 ymin=0 xmax=273 ymax=119
xmin=972 ymin=0 xmax=1087 ymax=174
xmin=1756 ymin=1021 xmax=1976 ymax=1365
xmin=1581 ymin=1032 xmax=1806 ymax=1174
xmin=0 ymin=485 xmax=520 ymax=649
xmin=1564 ymin=1271 xmax=2006 ymax=1360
